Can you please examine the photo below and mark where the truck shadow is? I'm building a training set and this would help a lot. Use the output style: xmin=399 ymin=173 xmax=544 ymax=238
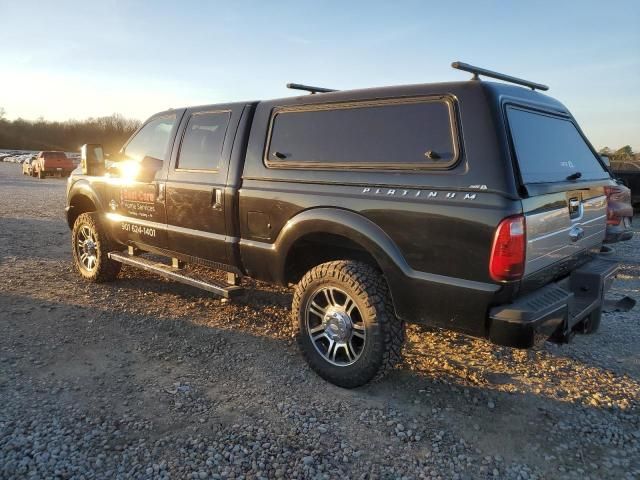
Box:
xmin=2 ymin=286 xmax=637 ymax=414
xmin=1 ymin=289 xmax=637 ymax=476
xmin=115 ymin=264 xmax=293 ymax=309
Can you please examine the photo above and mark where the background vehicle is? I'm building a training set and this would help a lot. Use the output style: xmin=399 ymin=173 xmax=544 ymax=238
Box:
xmin=610 ymin=160 xmax=640 ymax=209
xmin=21 ymin=156 xmax=36 ymax=175
xmin=599 ymin=155 xmax=635 ymax=243
xmin=603 ymin=183 xmax=634 ymax=243
xmin=33 ymin=151 xmax=75 ymax=178
xmin=66 ymin=63 xmax=619 ymax=387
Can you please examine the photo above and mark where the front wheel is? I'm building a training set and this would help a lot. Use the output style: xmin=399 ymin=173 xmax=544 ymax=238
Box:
xmin=71 ymin=212 xmax=121 ymax=282
xmin=292 ymin=260 xmax=405 ymax=388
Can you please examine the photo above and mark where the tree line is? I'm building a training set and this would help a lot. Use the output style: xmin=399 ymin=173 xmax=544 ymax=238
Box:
xmin=0 ymin=108 xmax=141 ymax=154
xmin=1 ymin=106 xmax=637 ymax=162
xmin=598 ymin=145 xmax=639 ymax=165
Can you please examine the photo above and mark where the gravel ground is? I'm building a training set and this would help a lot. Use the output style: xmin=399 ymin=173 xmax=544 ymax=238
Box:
xmin=0 ymin=162 xmax=638 ymax=480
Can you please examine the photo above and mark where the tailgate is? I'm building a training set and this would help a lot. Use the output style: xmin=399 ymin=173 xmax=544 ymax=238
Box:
xmin=523 ymin=189 xmax=606 ymax=276
xmin=43 ymin=154 xmax=72 ymax=169
xmin=506 ymin=105 xmax=611 ymax=279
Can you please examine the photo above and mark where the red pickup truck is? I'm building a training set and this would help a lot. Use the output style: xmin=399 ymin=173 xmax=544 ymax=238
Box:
xmin=33 ymin=151 xmax=75 ymax=179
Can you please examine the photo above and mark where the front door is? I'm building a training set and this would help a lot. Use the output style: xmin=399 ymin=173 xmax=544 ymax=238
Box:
xmin=105 ymin=111 xmax=182 ymax=251
xmin=164 ymin=106 xmax=239 ymax=266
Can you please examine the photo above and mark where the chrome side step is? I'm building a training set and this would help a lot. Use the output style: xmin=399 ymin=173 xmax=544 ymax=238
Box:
xmin=108 ymin=251 xmax=244 ymax=299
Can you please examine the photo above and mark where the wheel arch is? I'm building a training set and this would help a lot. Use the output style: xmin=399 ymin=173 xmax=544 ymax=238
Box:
xmin=67 ymin=182 xmax=102 ymax=229
xmin=275 ymin=208 xmax=412 ymax=311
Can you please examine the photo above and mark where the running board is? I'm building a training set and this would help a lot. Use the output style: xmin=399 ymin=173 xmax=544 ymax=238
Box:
xmin=108 ymin=251 xmax=244 ymax=299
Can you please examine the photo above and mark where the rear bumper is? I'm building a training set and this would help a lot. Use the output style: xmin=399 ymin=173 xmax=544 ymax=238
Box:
xmin=489 ymin=255 xmax=618 ymax=348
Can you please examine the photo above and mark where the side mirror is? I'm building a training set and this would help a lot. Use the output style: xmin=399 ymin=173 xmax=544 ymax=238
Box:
xmin=81 ymin=144 xmax=105 ymax=176
xmin=138 ymin=156 xmax=164 ymax=182
xmin=600 ymin=155 xmax=611 ymax=168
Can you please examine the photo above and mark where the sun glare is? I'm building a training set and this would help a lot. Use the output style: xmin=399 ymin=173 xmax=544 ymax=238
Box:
xmin=117 ymin=159 xmax=141 ymax=180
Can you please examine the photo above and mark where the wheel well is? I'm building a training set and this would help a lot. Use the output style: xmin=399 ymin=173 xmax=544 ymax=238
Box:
xmin=284 ymin=233 xmax=381 ymax=285
xmin=67 ymin=194 xmax=96 ymax=228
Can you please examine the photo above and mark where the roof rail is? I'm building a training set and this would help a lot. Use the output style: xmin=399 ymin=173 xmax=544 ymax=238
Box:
xmin=451 ymin=61 xmax=549 ymax=91
xmin=287 ymin=83 xmax=337 ymax=94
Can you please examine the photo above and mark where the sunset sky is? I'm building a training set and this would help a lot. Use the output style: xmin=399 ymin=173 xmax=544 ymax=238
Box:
xmin=1 ymin=0 xmax=639 ymax=149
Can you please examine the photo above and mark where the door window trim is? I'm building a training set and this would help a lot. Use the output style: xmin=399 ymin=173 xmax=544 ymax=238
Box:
xmin=121 ymin=112 xmax=179 ymax=162
xmin=263 ymin=95 xmax=461 ymax=171
xmin=173 ymin=109 xmax=232 ymax=173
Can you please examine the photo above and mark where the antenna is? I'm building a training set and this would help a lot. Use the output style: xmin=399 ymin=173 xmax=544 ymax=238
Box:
xmin=287 ymin=83 xmax=337 ymax=94
xmin=451 ymin=61 xmax=549 ymax=91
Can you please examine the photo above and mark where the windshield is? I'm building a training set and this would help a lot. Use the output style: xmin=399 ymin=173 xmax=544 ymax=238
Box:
xmin=507 ymin=106 xmax=608 ymax=184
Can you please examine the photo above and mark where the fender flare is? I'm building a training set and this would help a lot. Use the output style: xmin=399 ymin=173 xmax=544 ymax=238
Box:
xmin=271 ymin=208 xmax=413 ymax=305
xmin=66 ymin=180 xmax=104 ymax=228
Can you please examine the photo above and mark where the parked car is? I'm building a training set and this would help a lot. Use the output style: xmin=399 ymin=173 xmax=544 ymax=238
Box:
xmin=66 ymin=62 xmax=619 ymax=387
xmin=22 ymin=156 xmax=37 ymax=175
xmin=603 ymin=183 xmax=634 ymax=243
xmin=33 ymin=151 xmax=75 ymax=178
xmin=67 ymin=153 xmax=82 ymax=166
xmin=609 ymin=160 xmax=640 ymax=209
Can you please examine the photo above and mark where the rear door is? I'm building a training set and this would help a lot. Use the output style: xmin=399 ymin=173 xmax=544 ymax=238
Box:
xmin=164 ymin=104 xmax=243 ymax=266
xmin=506 ymin=105 xmax=611 ymax=278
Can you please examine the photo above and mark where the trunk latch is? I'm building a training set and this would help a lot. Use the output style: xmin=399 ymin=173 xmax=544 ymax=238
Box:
xmin=569 ymin=225 xmax=585 ymax=242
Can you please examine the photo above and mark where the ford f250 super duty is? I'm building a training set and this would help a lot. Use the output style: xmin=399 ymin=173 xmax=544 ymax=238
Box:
xmin=65 ymin=62 xmax=619 ymax=387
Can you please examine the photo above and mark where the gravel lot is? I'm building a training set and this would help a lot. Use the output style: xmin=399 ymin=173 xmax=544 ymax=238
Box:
xmin=0 ymin=162 xmax=638 ymax=480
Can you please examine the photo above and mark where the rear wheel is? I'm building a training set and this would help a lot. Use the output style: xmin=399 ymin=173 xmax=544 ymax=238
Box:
xmin=71 ymin=212 xmax=121 ymax=282
xmin=292 ymin=260 xmax=405 ymax=388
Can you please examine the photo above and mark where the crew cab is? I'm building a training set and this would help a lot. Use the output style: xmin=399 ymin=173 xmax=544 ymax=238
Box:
xmin=34 ymin=151 xmax=75 ymax=178
xmin=65 ymin=62 xmax=619 ymax=387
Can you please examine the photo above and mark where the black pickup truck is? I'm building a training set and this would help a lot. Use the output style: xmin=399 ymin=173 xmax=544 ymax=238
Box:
xmin=66 ymin=62 xmax=618 ymax=387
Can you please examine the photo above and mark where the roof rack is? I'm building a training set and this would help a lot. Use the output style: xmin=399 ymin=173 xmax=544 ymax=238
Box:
xmin=451 ymin=61 xmax=549 ymax=91
xmin=287 ymin=83 xmax=337 ymax=94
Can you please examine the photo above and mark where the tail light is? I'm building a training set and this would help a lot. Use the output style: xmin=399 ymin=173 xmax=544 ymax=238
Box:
xmin=604 ymin=185 xmax=630 ymax=225
xmin=489 ymin=215 xmax=526 ymax=282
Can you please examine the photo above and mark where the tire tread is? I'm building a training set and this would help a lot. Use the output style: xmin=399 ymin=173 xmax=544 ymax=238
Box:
xmin=71 ymin=212 xmax=121 ymax=283
xmin=292 ymin=260 xmax=405 ymax=387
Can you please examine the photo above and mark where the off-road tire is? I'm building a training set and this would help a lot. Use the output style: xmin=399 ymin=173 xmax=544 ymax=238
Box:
xmin=71 ymin=212 xmax=121 ymax=282
xmin=292 ymin=260 xmax=405 ymax=388
xmin=573 ymin=306 xmax=602 ymax=334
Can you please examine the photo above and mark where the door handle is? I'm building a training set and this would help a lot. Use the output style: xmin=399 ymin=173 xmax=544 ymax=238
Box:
xmin=155 ymin=183 xmax=165 ymax=203
xmin=212 ymin=188 xmax=223 ymax=210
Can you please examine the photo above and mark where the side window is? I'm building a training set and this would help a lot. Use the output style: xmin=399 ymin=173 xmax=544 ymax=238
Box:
xmin=123 ymin=114 xmax=177 ymax=162
xmin=176 ymin=111 xmax=230 ymax=171
xmin=266 ymin=98 xmax=458 ymax=169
